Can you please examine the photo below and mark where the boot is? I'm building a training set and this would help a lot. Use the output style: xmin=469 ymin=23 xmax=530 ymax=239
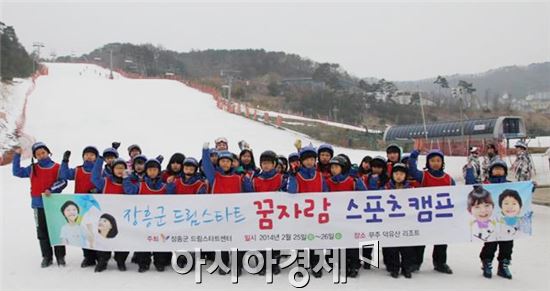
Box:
xmin=138 ymin=264 xmax=149 ymax=273
xmin=346 ymin=267 xmax=358 ymax=278
xmin=497 ymin=260 xmax=512 ymax=279
xmin=94 ymin=260 xmax=108 ymax=272
xmin=155 ymin=264 xmax=165 ymax=272
xmin=481 ymin=260 xmax=493 ymax=279
xmin=402 ymin=267 xmax=413 ymax=279
xmin=390 ymin=270 xmax=399 ymax=278
xmin=117 ymin=260 xmax=127 ymax=271
xmin=57 ymin=256 xmax=66 ymax=267
xmin=434 ymin=263 xmax=453 ymax=274
xmin=41 ymin=257 xmax=53 ymax=268
xmin=81 ymin=257 xmax=96 ymax=268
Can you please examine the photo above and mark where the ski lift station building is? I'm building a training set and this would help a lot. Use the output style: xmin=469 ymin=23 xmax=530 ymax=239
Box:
xmin=383 ymin=116 xmax=527 ymax=156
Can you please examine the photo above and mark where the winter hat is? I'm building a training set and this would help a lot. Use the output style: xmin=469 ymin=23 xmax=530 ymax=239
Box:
xmin=111 ymin=158 xmax=127 ymax=169
xmin=392 ymin=163 xmax=408 ymax=174
xmin=329 ymin=156 xmax=350 ymax=173
xmin=82 ymin=146 xmax=99 ymax=157
xmin=299 ymin=145 xmax=317 ymax=161
xmin=132 ymin=154 xmax=147 ymax=165
xmin=277 ymin=155 xmax=289 ymax=167
xmin=217 ymin=151 xmax=234 ymax=163
xmin=215 ymin=137 xmax=228 ymax=145
xmin=183 ymin=157 xmax=199 ymax=174
xmin=386 ymin=144 xmax=402 ymax=160
xmin=336 ymin=154 xmax=352 ymax=169
xmin=145 ymin=156 xmax=163 ymax=171
xmin=102 ymin=147 xmax=119 ymax=159
xmin=127 ymin=144 xmax=142 ymax=155
xmin=260 ymin=150 xmax=278 ymax=163
xmin=288 ymin=152 xmax=300 ymax=163
xmin=370 ymin=156 xmax=387 ymax=168
xmin=489 ymin=159 xmax=508 ymax=176
xmin=514 ymin=141 xmax=528 ymax=150
xmin=317 ymin=144 xmax=334 ymax=157
xmin=183 ymin=157 xmax=199 ymax=168
xmin=32 ymin=142 xmax=51 ymax=158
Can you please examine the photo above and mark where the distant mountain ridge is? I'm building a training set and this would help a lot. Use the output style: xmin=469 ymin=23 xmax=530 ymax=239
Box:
xmin=394 ymin=62 xmax=550 ymax=99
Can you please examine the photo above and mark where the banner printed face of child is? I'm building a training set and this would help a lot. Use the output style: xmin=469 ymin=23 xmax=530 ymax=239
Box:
xmin=62 ymin=203 xmax=79 ymax=224
xmin=501 ymin=195 xmax=521 ymax=217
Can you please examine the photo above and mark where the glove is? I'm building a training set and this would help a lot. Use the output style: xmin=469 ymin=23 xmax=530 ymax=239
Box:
xmin=203 ymin=142 xmax=210 ymax=150
xmin=294 ymin=139 xmax=302 ymax=151
xmin=63 ymin=150 xmax=71 ymax=162
xmin=156 ymin=155 xmax=164 ymax=164
xmin=238 ymin=140 xmax=250 ymax=151
xmin=112 ymin=142 xmax=121 ymax=150
xmin=289 ymin=163 xmax=299 ymax=175
xmin=410 ymin=149 xmax=420 ymax=160
xmin=13 ymin=146 xmax=22 ymax=155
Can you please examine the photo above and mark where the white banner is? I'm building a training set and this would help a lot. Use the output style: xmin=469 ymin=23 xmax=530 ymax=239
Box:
xmin=44 ymin=182 xmax=534 ymax=251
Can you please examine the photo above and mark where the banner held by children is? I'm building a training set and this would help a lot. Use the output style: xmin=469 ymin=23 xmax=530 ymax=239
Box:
xmin=43 ymin=182 xmax=534 ymax=252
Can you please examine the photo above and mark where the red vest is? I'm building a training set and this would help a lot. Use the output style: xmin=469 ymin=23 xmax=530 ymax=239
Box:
xmin=252 ymin=173 xmax=283 ymax=192
xmin=326 ymin=176 xmax=356 ymax=192
xmin=30 ymin=163 xmax=60 ymax=197
xmin=138 ymin=182 xmax=167 ymax=195
xmin=211 ymin=172 xmax=242 ymax=194
xmin=174 ymin=178 xmax=206 ymax=194
xmin=421 ymin=171 xmax=453 ymax=187
xmin=295 ymin=171 xmax=323 ymax=193
xmin=74 ymin=166 xmax=94 ymax=194
xmin=102 ymin=178 xmax=124 ymax=194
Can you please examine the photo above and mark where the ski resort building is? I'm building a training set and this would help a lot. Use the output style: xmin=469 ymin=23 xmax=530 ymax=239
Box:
xmin=383 ymin=116 xmax=527 ymax=156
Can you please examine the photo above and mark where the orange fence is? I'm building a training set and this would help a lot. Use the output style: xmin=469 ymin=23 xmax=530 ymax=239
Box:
xmin=0 ymin=65 xmax=48 ymax=165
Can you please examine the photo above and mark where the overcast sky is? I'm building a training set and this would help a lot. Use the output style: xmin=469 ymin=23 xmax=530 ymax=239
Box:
xmin=2 ymin=0 xmax=549 ymax=80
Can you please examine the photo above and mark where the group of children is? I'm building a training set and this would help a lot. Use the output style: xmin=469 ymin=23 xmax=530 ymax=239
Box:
xmin=12 ymin=137 xmax=528 ymax=280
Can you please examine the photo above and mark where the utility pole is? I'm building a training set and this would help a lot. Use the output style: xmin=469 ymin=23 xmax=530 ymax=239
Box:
xmin=220 ymin=69 xmax=240 ymax=103
xmin=109 ymin=49 xmax=114 ymax=79
xmin=418 ymin=88 xmax=429 ymax=141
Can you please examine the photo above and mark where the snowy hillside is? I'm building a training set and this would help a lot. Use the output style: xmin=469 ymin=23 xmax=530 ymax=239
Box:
xmin=1 ymin=63 xmax=549 ymax=290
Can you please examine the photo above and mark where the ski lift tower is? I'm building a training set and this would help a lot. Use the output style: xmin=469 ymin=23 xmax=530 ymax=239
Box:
xmin=32 ymin=42 xmax=45 ymax=72
xmin=109 ymin=49 xmax=114 ymax=79
xmin=220 ymin=69 xmax=241 ymax=103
